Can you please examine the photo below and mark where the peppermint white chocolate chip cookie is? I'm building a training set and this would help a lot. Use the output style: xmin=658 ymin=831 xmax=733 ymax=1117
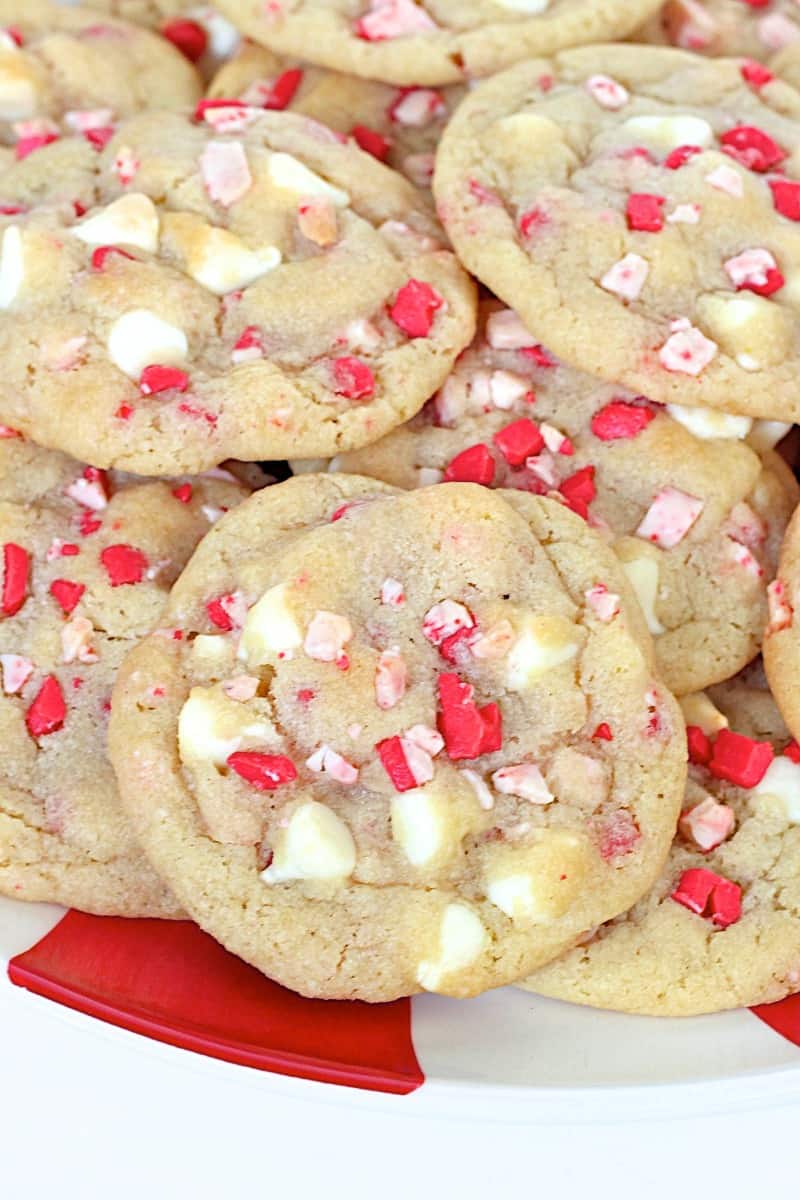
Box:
xmin=636 ymin=1 xmax=800 ymax=61
xmin=208 ymin=41 xmax=465 ymax=192
xmin=0 ymin=431 xmax=248 ymax=916
xmin=524 ymin=662 xmax=800 ymax=1015
xmin=762 ymin=503 xmax=800 ymax=744
xmin=0 ymin=107 xmax=475 ymax=475
xmin=214 ymin=0 xmax=665 ymax=87
xmin=70 ymin=1 xmax=242 ymax=75
xmin=294 ymin=303 xmax=799 ymax=696
xmin=0 ymin=0 xmax=201 ymax=153
xmin=434 ymin=44 xmax=800 ymax=421
xmin=108 ymin=474 xmax=686 ymax=1001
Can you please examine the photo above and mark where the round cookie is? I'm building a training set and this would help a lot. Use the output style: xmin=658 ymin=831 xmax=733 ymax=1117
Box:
xmin=0 ymin=107 xmax=475 ymax=475
xmin=0 ymin=433 xmax=248 ymax=916
xmin=214 ymin=0 xmax=665 ymax=87
xmin=636 ymin=2 xmax=800 ymax=62
xmin=434 ymin=44 xmax=800 ymax=422
xmin=294 ymin=302 xmax=799 ymax=696
xmin=0 ymin=0 xmax=201 ymax=151
xmin=208 ymin=41 xmax=465 ymax=191
xmin=108 ymin=474 xmax=687 ymax=1002
xmin=524 ymin=661 xmax=800 ymax=1015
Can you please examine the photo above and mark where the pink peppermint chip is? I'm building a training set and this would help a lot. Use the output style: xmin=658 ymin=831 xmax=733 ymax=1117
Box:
xmin=422 ymin=600 xmax=474 ymax=647
xmin=207 ymin=591 xmax=248 ymax=631
xmin=485 ymin=308 xmax=536 ymax=351
xmin=355 ymin=0 xmax=437 ymax=41
xmin=304 ymin=611 xmax=352 ymax=663
xmin=380 ymin=577 xmax=405 ymax=606
xmin=636 ymin=487 xmax=704 ymax=549
xmin=585 ymin=74 xmax=629 ymax=110
xmin=305 ymin=744 xmax=359 ymax=785
xmin=66 ymin=468 xmax=109 ymax=511
xmin=375 ymin=648 xmax=407 ymax=709
xmin=705 ymin=164 xmax=743 ymax=198
xmin=723 ymin=247 xmax=784 ymax=296
xmin=679 ymin=797 xmax=735 ymax=852
xmin=767 ymin=578 xmax=793 ymax=633
xmin=658 ymin=319 xmax=717 ymax=376
xmin=332 ymin=356 xmax=375 ymax=400
xmin=113 ymin=145 xmax=139 ymax=186
xmin=231 ymin=326 xmax=263 ymax=364
xmin=492 ymin=763 xmax=553 ymax=805
xmin=389 ymin=87 xmax=445 ymax=128
xmin=585 ymin=584 xmax=620 ymax=622
xmin=200 ymin=140 xmax=252 ymax=207
xmin=0 ymin=653 xmax=33 ymax=694
xmin=600 ymin=252 xmax=649 ymax=302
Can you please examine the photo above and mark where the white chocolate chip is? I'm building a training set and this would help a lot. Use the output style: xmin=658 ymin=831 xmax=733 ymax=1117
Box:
xmin=267 ymin=152 xmax=349 ymax=206
xmin=261 ymin=801 xmax=356 ymax=883
xmin=459 ymin=768 xmax=494 ymax=811
xmin=619 ymin=554 xmax=665 ymax=636
xmin=505 ymin=614 xmax=581 ymax=691
xmin=106 ymin=309 xmax=188 ymax=379
xmin=391 ymin=786 xmax=447 ymax=865
xmin=73 ymin=194 xmax=159 ymax=253
xmin=416 ymin=903 xmax=488 ymax=992
xmin=0 ymin=225 xmax=24 ymax=309
xmin=666 ymin=404 xmax=752 ymax=440
xmin=0 ymin=47 xmax=39 ymax=121
xmin=697 ymin=292 xmax=792 ymax=370
xmin=183 ymin=223 xmax=280 ymax=295
xmin=239 ymin=581 xmax=302 ymax=667
xmin=754 ymin=756 xmax=800 ymax=822
xmin=749 ymin=420 xmax=792 ymax=452
xmin=679 ymin=691 xmax=729 ymax=736
xmin=178 ymin=687 xmax=276 ymax=766
xmin=623 ymin=114 xmax=713 ymax=149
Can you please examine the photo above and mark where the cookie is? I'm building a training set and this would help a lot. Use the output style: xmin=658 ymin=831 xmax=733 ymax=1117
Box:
xmin=434 ymin=44 xmax=800 ymax=422
xmin=0 ymin=0 xmax=201 ymax=152
xmin=636 ymin=2 xmax=800 ymax=61
xmin=524 ymin=660 xmax=800 ymax=1015
xmin=67 ymin=1 xmax=243 ymax=76
xmin=214 ymin=0 xmax=665 ymax=87
xmin=0 ymin=107 xmax=475 ymax=475
xmin=0 ymin=432 xmax=248 ymax=916
xmin=108 ymin=473 xmax=686 ymax=1001
xmin=295 ymin=303 xmax=799 ymax=696
xmin=208 ymin=41 xmax=465 ymax=191
xmin=763 ymin=501 xmax=800 ymax=742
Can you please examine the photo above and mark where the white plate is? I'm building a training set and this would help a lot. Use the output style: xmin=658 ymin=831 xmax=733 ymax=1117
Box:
xmin=4 ymin=894 xmax=800 ymax=1124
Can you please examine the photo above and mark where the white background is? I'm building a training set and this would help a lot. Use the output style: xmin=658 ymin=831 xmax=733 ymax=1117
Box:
xmin=2 ymin=975 xmax=798 ymax=1200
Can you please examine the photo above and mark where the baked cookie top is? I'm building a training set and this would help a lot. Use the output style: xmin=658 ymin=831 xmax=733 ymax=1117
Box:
xmin=764 ymin=502 xmax=800 ymax=744
xmin=214 ymin=0 xmax=664 ymax=86
xmin=208 ymin=41 xmax=465 ymax=191
xmin=525 ymin=661 xmax=800 ymax=1015
xmin=0 ymin=107 xmax=475 ymax=474
xmin=295 ymin=303 xmax=798 ymax=696
xmin=0 ymin=433 xmax=247 ymax=916
xmin=434 ymin=44 xmax=800 ymax=420
xmin=637 ymin=1 xmax=800 ymax=62
xmin=109 ymin=474 xmax=686 ymax=1002
xmin=0 ymin=0 xmax=201 ymax=150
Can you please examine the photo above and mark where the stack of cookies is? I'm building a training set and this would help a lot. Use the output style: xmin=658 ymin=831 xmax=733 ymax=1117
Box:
xmin=3 ymin=0 xmax=800 ymax=1016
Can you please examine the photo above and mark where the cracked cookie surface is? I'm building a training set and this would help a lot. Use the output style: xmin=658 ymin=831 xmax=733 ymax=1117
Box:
xmin=108 ymin=474 xmax=686 ymax=1001
xmin=296 ymin=302 xmax=798 ymax=696
xmin=525 ymin=661 xmax=800 ymax=1015
xmin=0 ymin=433 xmax=247 ymax=916
xmin=0 ymin=107 xmax=475 ymax=474
xmin=434 ymin=44 xmax=800 ymax=420
xmin=636 ymin=1 xmax=800 ymax=62
xmin=213 ymin=0 xmax=663 ymax=86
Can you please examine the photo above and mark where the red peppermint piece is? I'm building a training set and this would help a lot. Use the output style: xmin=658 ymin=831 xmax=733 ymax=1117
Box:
xmin=351 ymin=124 xmax=392 ymax=161
xmin=591 ymin=400 xmax=654 ymax=441
xmin=492 ymin=418 xmax=544 ymax=466
xmin=592 ymin=723 xmax=613 ymax=741
xmin=100 ymin=544 xmax=148 ymax=587
xmin=227 ymin=751 xmax=298 ymax=791
xmin=663 ymin=144 xmax=703 ymax=170
xmin=769 ymin=178 xmax=800 ymax=221
xmin=2 ymin=543 xmax=29 ymax=616
xmin=25 ymin=676 xmax=66 ymax=739
xmin=687 ymin=724 xmax=712 ymax=766
xmin=206 ymin=597 xmax=234 ymax=631
xmin=91 ymin=245 xmax=135 ymax=270
xmin=389 ymin=279 xmax=443 ymax=338
xmin=139 ymin=365 xmax=189 ymax=396
xmin=161 ymin=18 xmax=207 ymax=62
xmin=332 ymin=356 xmax=375 ymax=400
xmin=437 ymin=627 xmax=473 ymax=664
xmin=740 ymin=59 xmax=774 ymax=89
xmin=262 ymin=68 xmax=304 ymax=110
xmin=708 ymin=728 xmax=774 ymax=788
xmin=375 ymin=735 xmax=417 ymax=792
xmin=671 ymin=867 xmax=742 ymax=928
xmin=171 ymin=483 xmax=193 ymax=504
xmin=437 ymin=673 xmax=502 ymax=761
xmin=720 ymin=125 xmax=785 ymax=172
xmin=784 ymin=739 xmax=800 ymax=764
xmin=626 ymin=193 xmax=665 ymax=232
xmin=49 ymin=579 xmax=86 ymax=615
xmin=194 ymin=97 xmax=247 ymax=121
xmin=443 ymin=444 xmax=495 ymax=486
xmin=519 ymin=206 xmax=548 ymax=238
xmin=559 ymin=466 xmax=596 ymax=519
xmin=598 ymin=810 xmax=640 ymax=860
xmin=79 ymin=512 xmax=102 ymax=536
xmin=16 ymin=132 xmax=59 ymax=160
xmin=85 ymin=127 xmax=115 ymax=152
